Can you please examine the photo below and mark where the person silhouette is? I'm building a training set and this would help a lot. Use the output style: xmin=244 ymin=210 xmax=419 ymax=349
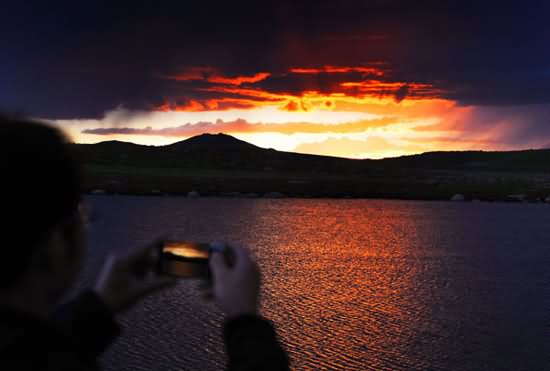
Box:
xmin=0 ymin=116 xmax=289 ymax=370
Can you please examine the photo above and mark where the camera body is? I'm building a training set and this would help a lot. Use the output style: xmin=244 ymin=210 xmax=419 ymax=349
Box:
xmin=157 ymin=241 xmax=228 ymax=278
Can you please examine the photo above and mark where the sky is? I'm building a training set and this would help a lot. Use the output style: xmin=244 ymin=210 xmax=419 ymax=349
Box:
xmin=2 ymin=1 xmax=550 ymax=159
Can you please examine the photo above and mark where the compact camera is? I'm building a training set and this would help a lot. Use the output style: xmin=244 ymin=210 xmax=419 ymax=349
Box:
xmin=157 ymin=241 xmax=231 ymax=278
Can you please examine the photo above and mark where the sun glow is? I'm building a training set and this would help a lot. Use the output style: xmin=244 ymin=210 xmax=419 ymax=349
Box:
xmin=53 ymin=95 xmax=474 ymax=159
xmin=49 ymin=62 xmax=495 ymax=159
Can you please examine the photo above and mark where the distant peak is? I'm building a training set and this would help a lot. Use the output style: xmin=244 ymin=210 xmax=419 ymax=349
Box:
xmin=97 ymin=140 xmax=126 ymax=144
xmin=167 ymin=132 xmax=259 ymax=150
xmin=94 ymin=140 xmax=142 ymax=147
xmin=193 ymin=132 xmax=237 ymax=139
xmin=201 ymin=133 xmax=234 ymax=138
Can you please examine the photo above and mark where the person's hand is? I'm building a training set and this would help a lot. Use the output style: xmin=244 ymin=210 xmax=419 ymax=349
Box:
xmin=208 ymin=245 xmax=261 ymax=318
xmin=94 ymin=239 xmax=176 ymax=313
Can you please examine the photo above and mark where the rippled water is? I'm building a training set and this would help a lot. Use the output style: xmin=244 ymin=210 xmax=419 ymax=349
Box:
xmin=77 ymin=196 xmax=550 ymax=370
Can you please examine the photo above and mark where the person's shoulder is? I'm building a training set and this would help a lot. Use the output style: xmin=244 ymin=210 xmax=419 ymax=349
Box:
xmin=0 ymin=308 xmax=97 ymax=371
xmin=1 ymin=335 xmax=98 ymax=371
xmin=1 ymin=331 xmax=74 ymax=370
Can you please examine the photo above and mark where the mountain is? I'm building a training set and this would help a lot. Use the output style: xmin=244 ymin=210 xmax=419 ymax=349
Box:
xmin=72 ymin=133 xmax=550 ymax=173
xmin=71 ymin=134 xmax=550 ymax=200
xmin=165 ymin=133 xmax=259 ymax=151
xmin=72 ymin=133 xmax=366 ymax=173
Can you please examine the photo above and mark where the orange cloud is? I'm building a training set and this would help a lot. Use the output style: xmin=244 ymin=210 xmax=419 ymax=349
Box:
xmin=283 ymin=100 xmax=313 ymax=112
xmin=151 ymin=85 xmax=436 ymax=113
xmin=161 ymin=67 xmax=270 ymax=86
xmin=199 ymin=86 xmax=415 ymax=109
xmin=290 ymin=65 xmax=384 ymax=76
xmin=152 ymin=95 xmax=274 ymax=113
xmin=200 ymin=86 xmax=287 ymax=102
xmin=340 ymin=81 xmax=445 ymax=99
xmin=207 ymin=72 xmax=271 ymax=85
xmin=155 ymin=99 xmax=205 ymax=112
xmin=156 ymin=65 xmax=447 ymax=112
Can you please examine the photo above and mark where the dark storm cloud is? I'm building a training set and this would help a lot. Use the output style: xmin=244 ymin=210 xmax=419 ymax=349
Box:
xmin=1 ymin=1 xmax=550 ymax=118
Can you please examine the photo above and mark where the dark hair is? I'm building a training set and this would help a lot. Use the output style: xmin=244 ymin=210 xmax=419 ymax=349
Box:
xmin=0 ymin=115 xmax=81 ymax=289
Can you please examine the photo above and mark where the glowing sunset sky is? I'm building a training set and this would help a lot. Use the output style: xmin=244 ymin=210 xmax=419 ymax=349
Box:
xmin=2 ymin=1 xmax=550 ymax=158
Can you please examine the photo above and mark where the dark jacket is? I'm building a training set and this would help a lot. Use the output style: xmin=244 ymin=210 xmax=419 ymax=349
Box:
xmin=0 ymin=291 xmax=289 ymax=370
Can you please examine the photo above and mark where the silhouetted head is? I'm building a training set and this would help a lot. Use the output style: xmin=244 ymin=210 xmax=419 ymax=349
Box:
xmin=0 ymin=115 xmax=83 ymax=306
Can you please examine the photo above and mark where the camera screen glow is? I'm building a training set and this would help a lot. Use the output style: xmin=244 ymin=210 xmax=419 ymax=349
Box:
xmin=163 ymin=242 xmax=209 ymax=259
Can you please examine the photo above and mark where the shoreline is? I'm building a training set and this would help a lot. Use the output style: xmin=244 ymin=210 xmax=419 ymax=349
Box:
xmin=85 ymin=190 xmax=550 ymax=204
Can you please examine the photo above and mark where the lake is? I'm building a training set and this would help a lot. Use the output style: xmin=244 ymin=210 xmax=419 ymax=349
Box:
xmin=77 ymin=196 xmax=550 ymax=370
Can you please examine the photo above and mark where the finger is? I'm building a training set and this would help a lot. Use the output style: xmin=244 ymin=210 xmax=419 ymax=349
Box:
xmin=209 ymin=252 xmax=228 ymax=278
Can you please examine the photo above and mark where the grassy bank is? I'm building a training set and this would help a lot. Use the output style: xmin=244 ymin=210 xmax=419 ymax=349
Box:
xmin=82 ymin=164 xmax=550 ymax=201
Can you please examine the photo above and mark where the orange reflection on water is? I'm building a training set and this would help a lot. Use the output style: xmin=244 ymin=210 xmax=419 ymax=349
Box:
xmin=238 ymin=199 xmax=442 ymax=370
